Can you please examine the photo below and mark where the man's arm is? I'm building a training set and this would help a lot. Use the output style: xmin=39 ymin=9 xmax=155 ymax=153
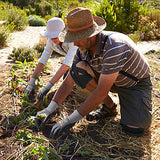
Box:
xmin=50 ymin=64 xmax=70 ymax=84
xmin=53 ymin=71 xmax=75 ymax=104
xmin=77 ymin=72 xmax=119 ymax=116
xmin=49 ymin=72 xmax=118 ymax=138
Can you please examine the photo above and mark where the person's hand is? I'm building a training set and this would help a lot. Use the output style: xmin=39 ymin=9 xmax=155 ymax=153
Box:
xmin=35 ymin=101 xmax=58 ymax=129
xmin=50 ymin=110 xmax=83 ymax=138
xmin=24 ymin=78 xmax=35 ymax=95
xmin=35 ymin=108 xmax=52 ymax=129
xmin=37 ymin=82 xmax=53 ymax=100
xmin=50 ymin=118 xmax=75 ymax=139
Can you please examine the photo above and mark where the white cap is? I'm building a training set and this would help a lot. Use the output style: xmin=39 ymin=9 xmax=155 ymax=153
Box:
xmin=40 ymin=17 xmax=65 ymax=38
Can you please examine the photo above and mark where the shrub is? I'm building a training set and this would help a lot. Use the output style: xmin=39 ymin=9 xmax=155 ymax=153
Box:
xmin=28 ymin=15 xmax=46 ymax=26
xmin=128 ymin=32 xmax=141 ymax=43
xmin=0 ymin=1 xmax=28 ymax=31
xmin=138 ymin=15 xmax=159 ymax=40
xmin=0 ymin=26 xmax=10 ymax=48
xmin=8 ymin=47 xmax=38 ymax=62
xmin=94 ymin=0 xmax=140 ymax=33
xmin=7 ymin=8 xmax=28 ymax=31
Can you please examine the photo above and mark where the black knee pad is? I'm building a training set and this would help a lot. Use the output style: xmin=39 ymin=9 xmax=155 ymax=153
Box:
xmin=70 ymin=63 xmax=93 ymax=89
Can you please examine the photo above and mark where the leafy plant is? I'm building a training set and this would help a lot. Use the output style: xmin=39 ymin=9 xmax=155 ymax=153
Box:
xmin=6 ymin=7 xmax=28 ymax=31
xmin=94 ymin=0 xmax=140 ymax=33
xmin=138 ymin=15 xmax=159 ymax=40
xmin=24 ymin=146 xmax=62 ymax=160
xmin=8 ymin=47 xmax=38 ymax=62
xmin=0 ymin=26 xmax=10 ymax=48
xmin=16 ymin=130 xmax=35 ymax=145
xmin=28 ymin=15 xmax=46 ymax=26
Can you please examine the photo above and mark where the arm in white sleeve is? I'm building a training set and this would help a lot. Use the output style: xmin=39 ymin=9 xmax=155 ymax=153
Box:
xmin=39 ymin=39 xmax=54 ymax=65
xmin=63 ymin=43 xmax=78 ymax=67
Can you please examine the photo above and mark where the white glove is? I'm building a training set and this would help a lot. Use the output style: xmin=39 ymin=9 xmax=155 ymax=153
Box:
xmin=37 ymin=82 xmax=53 ymax=100
xmin=35 ymin=101 xmax=58 ymax=129
xmin=24 ymin=78 xmax=36 ymax=95
xmin=50 ymin=110 xmax=83 ymax=139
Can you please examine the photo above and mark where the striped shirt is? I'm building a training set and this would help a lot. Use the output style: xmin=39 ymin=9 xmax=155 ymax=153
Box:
xmin=73 ymin=31 xmax=150 ymax=88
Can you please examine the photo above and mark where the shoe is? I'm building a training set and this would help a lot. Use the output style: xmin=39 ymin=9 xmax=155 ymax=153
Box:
xmin=121 ymin=124 xmax=145 ymax=137
xmin=86 ymin=103 xmax=117 ymax=121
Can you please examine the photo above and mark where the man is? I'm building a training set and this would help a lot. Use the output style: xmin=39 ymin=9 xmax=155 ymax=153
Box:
xmin=23 ymin=17 xmax=78 ymax=100
xmin=36 ymin=7 xmax=152 ymax=138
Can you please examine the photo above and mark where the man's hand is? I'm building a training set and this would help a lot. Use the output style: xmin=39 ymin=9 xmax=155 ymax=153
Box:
xmin=50 ymin=110 xmax=83 ymax=138
xmin=24 ymin=78 xmax=35 ymax=95
xmin=35 ymin=108 xmax=52 ymax=129
xmin=37 ymin=82 xmax=53 ymax=100
xmin=35 ymin=101 xmax=58 ymax=129
xmin=50 ymin=118 xmax=75 ymax=139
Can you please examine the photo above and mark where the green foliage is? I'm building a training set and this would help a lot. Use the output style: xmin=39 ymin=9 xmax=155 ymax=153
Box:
xmin=0 ymin=1 xmax=28 ymax=31
xmin=28 ymin=15 xmax=46 ymax=26
xmin=6 ymin=7 xmax=28 ymax=31
xmin=94 ymin=0 xmax=117 ymax=31
xmin=16 ymin=130 xmax=35 ymax=145
xmin=147 ymin=7 xmax=160 ymax=30
xmin=128 ymin=32 xmax=141 ymax=43
xmin=52 ymin=0 xmax=79 ymax=18
xmin=16 ymin=129 xmax=62 ymax=159
xmin=34 ymin=41 xmax=46 ymax=56
xmin=77 ymin=149 xmax=93 ymax=157
xmin=8 ymin=47 xmax=38 ymax=62
xmin=0 ymin=26 xmax=10 ymax=48
xmin=25 ymin=146 xmax=62 ymax=160
xmin=34 ymin=1 xmax=53 ymax=17
xmin=138 ymin=15 xmax=159 ymax=40
xmin=94 ymin=0 xmax=140 ymax=33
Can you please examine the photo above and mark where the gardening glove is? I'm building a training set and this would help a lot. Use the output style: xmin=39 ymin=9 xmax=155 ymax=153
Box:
xmin=24 ymin=77 xmax=36 ymax=95
xmin=37 ymin=82 xmax=53 ymax=100
xmin=50 ymin=110 xmax=83 ymax=139
xmin=35 ymin=101 xmax=58 ymax=129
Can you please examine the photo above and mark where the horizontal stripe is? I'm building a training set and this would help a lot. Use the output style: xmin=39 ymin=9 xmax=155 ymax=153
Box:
xmin=103 ymin=44 xmax=127 ymax=58
xmin=104 ymin=49 xmax=130 ymax=60
xmin=104 ymin=57 xmax=127 ymax=66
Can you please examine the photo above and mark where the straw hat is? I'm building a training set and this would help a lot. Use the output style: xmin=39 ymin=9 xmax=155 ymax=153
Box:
xmin=59 ymin=7 xmax=106 ymax=42
xmin=41 ymin=17 xmax=65 ymax=38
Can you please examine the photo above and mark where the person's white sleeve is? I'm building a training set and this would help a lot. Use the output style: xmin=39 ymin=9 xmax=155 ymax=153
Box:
xmin=39 ymin=39 xmax=54 ymax=65
xmin=63 ymin=43 xmax=78 ymax=67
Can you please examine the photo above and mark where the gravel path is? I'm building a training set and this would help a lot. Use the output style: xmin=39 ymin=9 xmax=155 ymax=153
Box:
xmin=0 ymin=26 xmax=45 ymax=65
xmin=137 ymin=40 xmax=160 ymax=54
xmin=0 ymin=26 xmax=160 ymax=66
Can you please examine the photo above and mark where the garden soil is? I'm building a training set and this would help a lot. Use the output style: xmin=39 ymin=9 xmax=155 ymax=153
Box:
xmin=0 ymin=26 xmax=160 ymax=159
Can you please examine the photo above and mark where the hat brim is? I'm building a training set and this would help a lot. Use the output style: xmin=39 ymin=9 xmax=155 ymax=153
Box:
xmin=40 ymin=30 xmax=60 ymax=38
xmin=59 ymin=16 xmax=106 ymax=43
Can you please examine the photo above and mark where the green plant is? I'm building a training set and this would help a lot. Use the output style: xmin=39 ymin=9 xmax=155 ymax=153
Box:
xmin=138 ymin=15 xmax=159 ymax=40
xmin=7 ymin=7 xmax=28 ymax=31
xmin=34 ymin=42 xmax=46 ymax=56
xmin=94 ymin=0 xmax=140 ymax=33
xmin=0 ymin=26 xmax=10 ymax=48
xmin=28 ymin=15 xmax=46 ymax=26
xmin=128 ymin=32 xmax=141 ymax=43
xmin=24 ymin=146 xmax=62 ymax=160
xmin=16 ymin=130 xmax=35 ymax=145
xmin=8 ymin=47 xmax=38 ymax=62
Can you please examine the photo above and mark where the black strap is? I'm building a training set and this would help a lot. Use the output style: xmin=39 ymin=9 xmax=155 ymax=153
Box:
xmin=102 ymin=35 xmax=139 ymax=82
xmin=119 ymin=70 xmax=139 ymax=82
xmin=77 ymin=49 xmax=82 ymax=61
